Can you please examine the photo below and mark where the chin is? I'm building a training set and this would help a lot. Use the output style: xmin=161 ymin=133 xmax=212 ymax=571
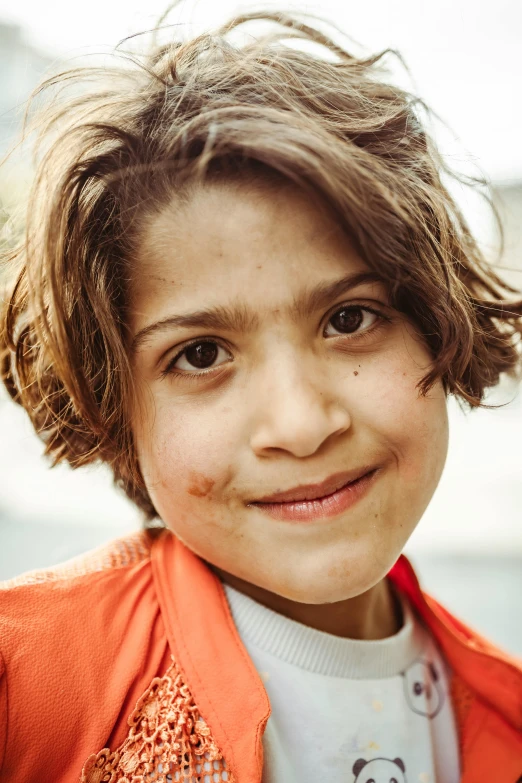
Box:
xmin=267 ymin=560 xmax=387 ymax=605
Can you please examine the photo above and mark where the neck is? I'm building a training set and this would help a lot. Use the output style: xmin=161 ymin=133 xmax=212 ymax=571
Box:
xmin=211 ymin=568 xmax=402 ymax=640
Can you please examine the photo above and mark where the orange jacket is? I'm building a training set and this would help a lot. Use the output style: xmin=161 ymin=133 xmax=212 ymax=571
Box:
xmin=0 ymin=528 xmax=521 ymax=782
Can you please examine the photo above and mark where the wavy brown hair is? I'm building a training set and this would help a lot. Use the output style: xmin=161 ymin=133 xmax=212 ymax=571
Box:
xmin=1 ymin=6 xmax=521 ymax=521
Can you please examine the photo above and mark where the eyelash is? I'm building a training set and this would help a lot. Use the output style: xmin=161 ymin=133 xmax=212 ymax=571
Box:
xmin=161 ymin=303 xmax=391 ymax=380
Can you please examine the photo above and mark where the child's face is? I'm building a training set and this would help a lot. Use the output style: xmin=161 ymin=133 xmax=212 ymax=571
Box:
xmin=130 ymin=181 xmax=448 ymax=604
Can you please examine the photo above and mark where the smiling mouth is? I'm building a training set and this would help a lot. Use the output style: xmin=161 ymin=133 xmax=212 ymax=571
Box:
xmin=252 ymin=467 xmax=376 ymax=503
xmin=248 ymin=468 xmax=378 ymax=523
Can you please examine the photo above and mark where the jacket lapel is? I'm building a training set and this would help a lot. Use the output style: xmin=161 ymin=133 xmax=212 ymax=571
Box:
xmin=390 ymin=555 xmax=522 ymax=777
xmin=389 ymin=555 xmax=522 ymax=730
xmin=151 ymin=530 xmax=271 ymax=783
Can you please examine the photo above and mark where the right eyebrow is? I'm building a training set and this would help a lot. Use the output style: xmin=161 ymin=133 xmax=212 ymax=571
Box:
xmin=130 ymin=270 xmax=385 ymax=354
xmin=131 ymin=305 xmax=260 ymax=354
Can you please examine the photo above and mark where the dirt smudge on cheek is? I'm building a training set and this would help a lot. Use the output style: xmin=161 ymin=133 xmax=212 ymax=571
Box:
xmin=187 ymin=472 xmax=216 ymax=498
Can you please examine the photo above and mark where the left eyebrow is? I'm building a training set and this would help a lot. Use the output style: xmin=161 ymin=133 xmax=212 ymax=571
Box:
xmin=130 ymin=270 xmax=385 ymax=354
xmin=293 ymin=271 xmax=386 ymax=320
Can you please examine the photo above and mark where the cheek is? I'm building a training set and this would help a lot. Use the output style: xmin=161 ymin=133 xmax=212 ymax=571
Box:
xmin=131 ymin=391 xmax=248 ymax=568
xmin=135 ymin=396 xmax=237 ymax=512
xmin=352 ymin=343 xmax=449 ymax=480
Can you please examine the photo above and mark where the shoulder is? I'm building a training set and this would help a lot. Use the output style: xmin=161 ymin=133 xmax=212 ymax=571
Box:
xmin=0 ymin=530 xmax=154 ymax=662
xmin=0 ymin=528 xmax=153 ymax=591
xmin=0 ymin=528 xmax=153 ymax=593
xmin=0 ymin=530 xmax=165 ymax=777
xmin=391 ymin=554 xmax=522 ymax=664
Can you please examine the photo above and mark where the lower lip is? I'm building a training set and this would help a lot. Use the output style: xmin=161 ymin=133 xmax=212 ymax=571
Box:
xmin=250 ymin=470 xmax=378 ymax=523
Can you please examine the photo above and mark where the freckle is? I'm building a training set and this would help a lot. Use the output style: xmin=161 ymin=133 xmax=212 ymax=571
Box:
xmin=187 ymin=472 xmax=216 ymax=498
xmin=353 ymin=371 xmax=358 ymax=376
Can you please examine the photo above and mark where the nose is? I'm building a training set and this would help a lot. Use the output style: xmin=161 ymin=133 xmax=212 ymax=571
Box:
xmin=249 ymin=357 xmax=351 ymax=458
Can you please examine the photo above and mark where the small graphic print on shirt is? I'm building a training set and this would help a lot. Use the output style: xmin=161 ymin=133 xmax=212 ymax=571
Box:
xmin=352 ymin=757 xmax=407 ymax=783
xmin=402 ymin=658 xmax=444 ymax=718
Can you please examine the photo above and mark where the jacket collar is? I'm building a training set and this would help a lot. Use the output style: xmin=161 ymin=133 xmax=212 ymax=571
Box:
xmin=151 ymin=530 xmax=270 ymax=783
xmin=389 ymin=554 xmax=522 ymax=732
xmin=152 ymin=530 xmax=522 ymax=783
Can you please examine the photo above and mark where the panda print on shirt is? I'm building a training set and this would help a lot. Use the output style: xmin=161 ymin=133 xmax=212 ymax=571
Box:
xmin=402 ymin=658 xmax=444 ymax=718
xmin=352 ymin=757 xmax=407 ymax=783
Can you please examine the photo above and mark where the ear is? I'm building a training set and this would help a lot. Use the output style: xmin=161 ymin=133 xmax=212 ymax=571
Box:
xmin=394 ymin=758 xmax=406 ymax=773
xmin=429 ymin=662 xmax=439 ymax=681
xmin=352 ymin=758 xmax=367 ymax=776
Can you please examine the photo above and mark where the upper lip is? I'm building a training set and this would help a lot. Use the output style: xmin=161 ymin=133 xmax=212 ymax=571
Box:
xmin=251 ymin=467 xmax=375 ymax=504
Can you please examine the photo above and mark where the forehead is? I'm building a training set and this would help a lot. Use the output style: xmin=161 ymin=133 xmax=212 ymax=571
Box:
xmin=130 ymin=181 xmax=372 ymax=319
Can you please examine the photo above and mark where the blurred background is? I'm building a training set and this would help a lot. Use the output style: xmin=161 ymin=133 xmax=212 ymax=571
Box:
xmin=0 ymin=0 xmax=521 ymax=653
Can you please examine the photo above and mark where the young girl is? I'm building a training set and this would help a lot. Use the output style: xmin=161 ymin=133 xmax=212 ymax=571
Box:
xmin=1 ymin=7 xmax=521 ymax=783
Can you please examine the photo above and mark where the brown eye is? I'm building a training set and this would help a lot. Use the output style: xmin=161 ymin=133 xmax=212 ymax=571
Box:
xmin=324 ymin=305 xmax=380 ymax=337
xmin=168 ymin=340 xmax=231 ymax=374
xmin=331 ymin=307 xmax=363 ymax=332
xmin=185 ymin=342 xmax=218 ymax=368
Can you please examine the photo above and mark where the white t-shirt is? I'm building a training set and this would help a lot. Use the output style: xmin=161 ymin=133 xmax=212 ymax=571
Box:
xmin=223 ymin=582 xmax=460 ymax=783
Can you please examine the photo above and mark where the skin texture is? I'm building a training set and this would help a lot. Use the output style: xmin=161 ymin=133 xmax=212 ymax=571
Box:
xmin=129 ymin=180 xmax=449 ymax=640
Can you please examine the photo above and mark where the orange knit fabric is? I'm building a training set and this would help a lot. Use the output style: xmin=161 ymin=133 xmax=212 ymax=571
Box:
xmin=0 ymin=529 xmax=521 ymax=783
